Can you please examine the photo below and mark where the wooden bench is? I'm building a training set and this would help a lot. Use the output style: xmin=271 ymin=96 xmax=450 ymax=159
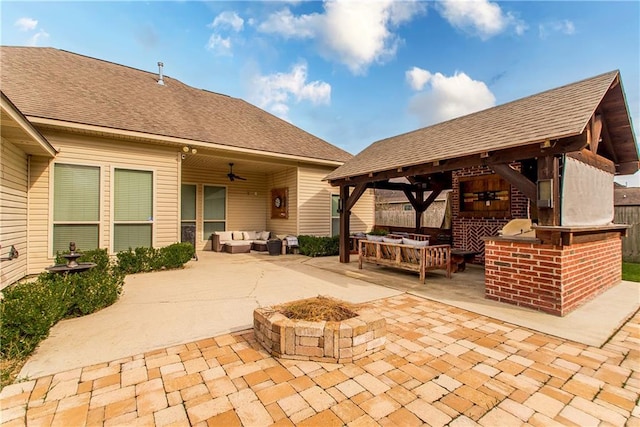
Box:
xmin=359 ymin=240 xmax=451 ymax=283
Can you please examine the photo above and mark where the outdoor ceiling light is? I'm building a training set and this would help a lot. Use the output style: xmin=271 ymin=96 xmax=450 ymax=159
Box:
xmin=182 ymin=146 xmax=189 ymax=153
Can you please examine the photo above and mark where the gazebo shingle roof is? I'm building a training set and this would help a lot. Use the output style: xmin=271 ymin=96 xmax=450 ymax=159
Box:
xmin=325 ymin=70 xmax=622 ymax=181
xmin=0 ymin=46 xmax=352 ymax=163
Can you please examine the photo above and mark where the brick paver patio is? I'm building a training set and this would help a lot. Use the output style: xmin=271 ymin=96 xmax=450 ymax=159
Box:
xmin=1 ymin=294 xmax=638 ymax=426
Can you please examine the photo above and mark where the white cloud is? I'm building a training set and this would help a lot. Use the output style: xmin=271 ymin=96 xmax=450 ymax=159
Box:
xmin=251 ymin=62 xmax=331 ymax=120
xmin=437 ymin=0 xmax=526 ymax=40
xmin=15 ymin=17 xmax=38 ymax=31
xmin=539 ymin=19 xmax=576 ymax=39
xmin=406 ymin=67 xmax=431 ymax=91
xmin=257 ymin=0 xmax=426 ymax=75
xmin=205 ymin=34 xmax=232 ymax=56
xmin=407 ymin=70 xmax=496 ymax=126
xmin=209 ymin=11 xmax=244 ymax=32
xmin=258 ymin=8 xmax=318 ymax=38
xmin=28 ymin=29 xmax=50 ymax=46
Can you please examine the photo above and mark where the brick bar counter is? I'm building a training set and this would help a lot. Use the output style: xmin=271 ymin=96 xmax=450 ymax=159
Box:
xmin=484 ymin=225 xmax=628 ymax=316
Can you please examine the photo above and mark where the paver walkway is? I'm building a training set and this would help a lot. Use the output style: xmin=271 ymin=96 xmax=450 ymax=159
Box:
xmin=1 ymin=294 xmax=638 ymax=426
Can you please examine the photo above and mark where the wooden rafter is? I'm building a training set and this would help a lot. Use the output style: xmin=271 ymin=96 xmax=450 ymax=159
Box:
xmin=490 ymin=163 xmax=537 ymax=200
xmin=590 ymin=114 xmax=603 ymax=154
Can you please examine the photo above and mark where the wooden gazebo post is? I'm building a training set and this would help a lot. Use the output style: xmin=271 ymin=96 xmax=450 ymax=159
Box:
xmin=339 ymin=184 xmax=351 ymax=263
xmin=339 ymin=183 xmax=368 ymax=263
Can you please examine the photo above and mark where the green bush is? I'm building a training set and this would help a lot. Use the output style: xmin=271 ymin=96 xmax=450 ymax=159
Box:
xmin=116 ymin=243 xmax=194 ymax=274
xmin=1 ymin=248 xmax=124 ymax=359
xmin=367 ymin=228 xmax=388 ymax=236
xmin=161 ymin=242 xmax=196 ymax=269
xmin=0 ymin=277 xmax=70 ymax=358
xmin=297 ymin=235 xmax=340 ymax=257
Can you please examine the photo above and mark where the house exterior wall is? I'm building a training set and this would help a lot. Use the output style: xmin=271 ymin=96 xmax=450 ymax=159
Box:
xmin=267 ymin=167 xmax=298 ymax=237
xmin=452 ymin=166 xmax=529 ymax=262
xmin=484 ymin=236 xmax=622 ymax=316
xmin=182 ymin=167 xmax=269 ymax=250
xmin=27 ymin=131 xmax=179 ymax=273
xmin=297 ymin=165 xmax=374 ymax=236
xmin=1 ymin=139 xmax=29 ymax=288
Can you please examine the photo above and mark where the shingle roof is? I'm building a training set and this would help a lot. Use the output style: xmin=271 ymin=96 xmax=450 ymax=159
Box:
xmin=0 ymin=46 xmax=351 ymax=163
xmin=325 ymin=70 xmax=621 ymax=181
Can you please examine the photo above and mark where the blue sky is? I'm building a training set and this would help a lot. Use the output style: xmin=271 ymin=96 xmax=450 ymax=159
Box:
xmin=2 ymin=1 xmax=639 ymax=185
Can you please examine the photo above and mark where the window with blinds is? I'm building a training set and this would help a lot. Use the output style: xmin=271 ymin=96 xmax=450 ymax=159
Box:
xmin=203 ymin=185 xmax=226 ymax=239
xmin=114 ymin=168 xmax=153 ymax=252
xmin=53 ymin=163 xmax=100 ymax=254
xmin=181 ymin=184 xmax=196 ymax=244
xmin=331 ymin=194 xmax=340 ymax=237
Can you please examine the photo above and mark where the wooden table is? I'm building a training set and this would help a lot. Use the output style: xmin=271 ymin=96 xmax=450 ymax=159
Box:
xmin=450 ymin=249 xmax=479 ymax=273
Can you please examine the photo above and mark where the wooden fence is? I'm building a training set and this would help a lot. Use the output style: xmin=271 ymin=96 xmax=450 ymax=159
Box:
xmin=615 ymin=206 xmax=640 ymax=263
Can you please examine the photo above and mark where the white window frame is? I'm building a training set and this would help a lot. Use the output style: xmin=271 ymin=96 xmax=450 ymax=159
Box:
xmin=202 ymin=184 xmax=227 ymax=240
xmin=49 ymin=161 xmax=103 ymax=257
xmin=181 ymin=182 xmax=197 ymax=243
xmin=110 ymin=166 xmax=156 ymax=253
xmin=331 ymin=193 xmax=340 ymax=237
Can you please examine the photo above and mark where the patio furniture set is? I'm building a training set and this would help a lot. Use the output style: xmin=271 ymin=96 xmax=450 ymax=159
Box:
xmin=210 ymin=231 xmax=271 ymax=254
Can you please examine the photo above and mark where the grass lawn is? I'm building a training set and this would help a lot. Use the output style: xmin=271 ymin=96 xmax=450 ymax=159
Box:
xmin=622 ymin=262 xmax=640 ymax=282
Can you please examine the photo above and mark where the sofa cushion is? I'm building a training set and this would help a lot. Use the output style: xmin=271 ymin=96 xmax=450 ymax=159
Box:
xmin=216 ymin=231 xmax=233 ymax=242
xmin=244 ymin=231 xmax=259 ymax=240
xmin=366 ymin=234 xmax=384 ymax=242
xmin=259 ymin=231 xmax=270 ymax=240
xmin=226 ymin=240 xmax=251 ymax=247
xmin=402 ymin=237 xmax=428 ymax=247
xmin=232 ymin=231 xmax=244 ymax=240
xmin=382 ymin=237 xmax=403 ymax=244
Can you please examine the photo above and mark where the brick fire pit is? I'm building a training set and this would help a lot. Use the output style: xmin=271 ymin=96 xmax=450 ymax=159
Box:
xmin=253 ymin=305 xmax=386 ymax=363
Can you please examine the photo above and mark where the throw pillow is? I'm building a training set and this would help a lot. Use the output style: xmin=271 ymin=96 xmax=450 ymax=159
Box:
xmin=232 ymin=231 xmax=244 ymax=240
xmin=366 ymin=234 xmax=384 ymax=242
xmin=382 ymin=237 xmax=403 ymax=244
xmin=402 ymin=237 xmax=428 ymax=247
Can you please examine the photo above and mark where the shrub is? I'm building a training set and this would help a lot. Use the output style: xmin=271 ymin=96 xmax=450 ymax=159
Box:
xmin=0 ymin=276 xmax=70 ymax=359
xmin=160 ymin=242 xmax=195 ymax=269
xmin=1 ymin=248 xmax=124 ymax=359
xmin=115 ymin=243 xmax=194 ymax=274
xmin=367 ymin=228 xmax=388 ymax=236
xmin=297 ymin=235 xmax=340 ymax=257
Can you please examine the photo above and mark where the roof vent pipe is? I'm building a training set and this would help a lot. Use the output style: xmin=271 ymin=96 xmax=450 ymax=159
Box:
xmin=157 ymin=62 xmax=165 ymax=86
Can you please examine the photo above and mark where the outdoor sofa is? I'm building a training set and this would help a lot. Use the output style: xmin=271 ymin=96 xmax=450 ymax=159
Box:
xmin=211 ymin=231 xmax=271 ymax=253
xmin=359 ymin=234 xmax=451 ymax=283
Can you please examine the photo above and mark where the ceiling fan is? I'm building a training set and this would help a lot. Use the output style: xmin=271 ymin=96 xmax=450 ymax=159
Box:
xmin=227 ymin=163 xmax=247 ymax=181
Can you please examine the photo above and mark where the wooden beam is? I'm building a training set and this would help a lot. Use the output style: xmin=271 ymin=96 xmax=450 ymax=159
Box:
xmin=537 ymin=156 xmax=560 ymax=226
xmin=345 ymin=183 xmax=368 ymax=212
xmin=490 ymin=163 xmax=537 ymax=200
xmin=414 ymin=188 xmax=424 ymax=232
xmin=566 ymin=149 xmax=616 ymax=174
xmin=402 ymin=188 xmax=420 ymax=211
xmin=329 ymin=135 xmax=588 ymax=187
xmin=617 ymin=161 xmax=640 ymax=175
xmin=600 ymin=115 xmax=618 ymax=163
xmin=339 ymin=185 xmax=351 ymax=263
xmin=590 ymin=114 xmax=603 ymax=154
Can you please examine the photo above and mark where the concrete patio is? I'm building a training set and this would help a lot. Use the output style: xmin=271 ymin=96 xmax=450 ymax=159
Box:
xmin=1 ymin=251 xmax=639 ymax=426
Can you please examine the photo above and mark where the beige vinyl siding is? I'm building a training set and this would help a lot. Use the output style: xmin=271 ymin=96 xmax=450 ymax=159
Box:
xmin=27 ymin=131 xmax=179 ymax=272
xmin=182 ymin=167 xmax=269 ymax=250
xmin=297 ymin=165 xmax=374 ymax=236
xmin=266 ymin=167 xmax=298 ymax=237
xmin=350 ymin=189 xmax=375 ymax=233
xmin=1 ymin=139 xmax=28 ymax=287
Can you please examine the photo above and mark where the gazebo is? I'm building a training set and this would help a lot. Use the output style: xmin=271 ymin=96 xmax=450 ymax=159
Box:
xmin=326 ymin=70 xmax=639 ymax=316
